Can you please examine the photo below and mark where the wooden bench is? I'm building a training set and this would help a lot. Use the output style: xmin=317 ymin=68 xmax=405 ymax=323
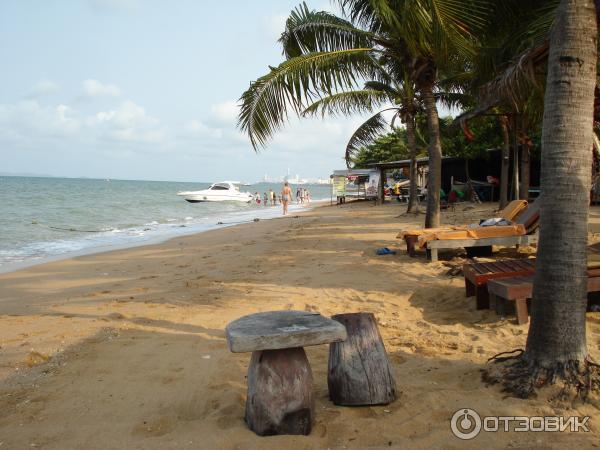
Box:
xmin=463 ymin=258 xmax=537 ymax=309
xmin=487 ymin=274 xmax=600 ymax=324
xmin=226 ymin=310 xmax=346 ymax=436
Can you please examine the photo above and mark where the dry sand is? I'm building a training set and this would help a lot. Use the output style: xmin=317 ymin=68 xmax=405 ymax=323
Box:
xmin=0 ymin=200 xmax=599 ymax=449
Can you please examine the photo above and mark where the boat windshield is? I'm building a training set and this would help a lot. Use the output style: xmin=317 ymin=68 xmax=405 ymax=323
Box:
xmin=210 ymin=184 xmax=230 ymax=190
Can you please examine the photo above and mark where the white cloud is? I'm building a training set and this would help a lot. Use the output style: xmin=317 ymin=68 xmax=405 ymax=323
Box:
xmin=0 ymin=97 xmax=168 ymax=149
xmin=83 ymin=79 xmax=121 ymax=97
xmin=210 ymin=100 xmax=239 ymax=123
xmin=93 ymin=100 xmax=166 ymax=144
xmin=184 ymin=119 xmax=223 ymax=139
xmin=27 ymin=80 xmax=59 ymax=97
xmin=0 ymin=100 xmax=80 ymax=140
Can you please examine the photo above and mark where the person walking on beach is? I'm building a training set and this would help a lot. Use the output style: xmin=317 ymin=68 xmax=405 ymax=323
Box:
xmin=254 ymin=192 xmax=261 ymax=204
xmin=296 ymin=187 xmax=302 ymax=204
xmin=269 ymin=189 xmax=275 ymax=206
xmin=263 ymin=192 xmax=268 ymax=206
xmin=282 ymin=182 xmax=292 ymax=215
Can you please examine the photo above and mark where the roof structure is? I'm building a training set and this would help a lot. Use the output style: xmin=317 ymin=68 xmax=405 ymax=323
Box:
xmin=365 ymin=156 xmax=462 ymax=171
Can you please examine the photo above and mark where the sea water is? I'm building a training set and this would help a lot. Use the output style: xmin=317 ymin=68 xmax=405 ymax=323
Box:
xmin=0 ymin=176 xmax=332 ymax=272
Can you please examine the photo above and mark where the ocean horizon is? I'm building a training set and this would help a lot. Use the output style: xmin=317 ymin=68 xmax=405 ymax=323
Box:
xmin=0 ymin=176 xmax=331 ymax=272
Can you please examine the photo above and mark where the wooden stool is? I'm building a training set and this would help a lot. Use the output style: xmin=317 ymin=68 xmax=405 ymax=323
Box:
xmin=487 ymin=274 xmax=600 ymax=324
xmin=328 ymin=312 xmax=396 ymax=406
xmin=226 ymin=310 xmax=347 ymax=436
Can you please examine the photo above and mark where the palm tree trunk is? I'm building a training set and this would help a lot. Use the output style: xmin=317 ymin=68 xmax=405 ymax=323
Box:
xmin=421 ymin=84 xmax=442 ymax=228
xmin=498 ymin=116 xmax=510 ymax=209
xmin=525 ymin=0 xmax=597 ymax=369
xmin=406 ymin=113 xmax=419 ymax=213
xmin=519 ymin=141 xmax=530 ymax=200
xmin=511 ymin=115 xmax=520 ymax=200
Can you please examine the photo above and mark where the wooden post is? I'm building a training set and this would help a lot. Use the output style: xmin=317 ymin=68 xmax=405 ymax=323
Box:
xmin=328 ymin=313 xmax=396 ymax=406
xmin=245 ymin=348 xmax=314 ymax=436
xmin=378 ymin=168 xmax=385 ymax=204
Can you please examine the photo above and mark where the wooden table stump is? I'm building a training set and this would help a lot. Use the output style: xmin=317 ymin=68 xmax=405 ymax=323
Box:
xmin=226 ymin=310 xmax=347 ymax=436
xmin=328 ymin=312 xmax=396 ymax=406
xmin=245 ymin=347 xmax=314 ymax=436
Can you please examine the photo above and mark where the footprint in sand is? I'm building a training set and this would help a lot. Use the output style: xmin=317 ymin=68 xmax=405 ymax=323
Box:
xmin=132 ymin=416 xmax=176 ymax=437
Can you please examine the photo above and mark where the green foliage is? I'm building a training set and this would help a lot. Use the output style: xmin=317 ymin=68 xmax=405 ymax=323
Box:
xmin=436 ymin=115 xmax=503 ymax=158
xmin=352 ymin=128 xmax=411 ymax=167
xmin=239 ymin=0 xmax=493 ymax=152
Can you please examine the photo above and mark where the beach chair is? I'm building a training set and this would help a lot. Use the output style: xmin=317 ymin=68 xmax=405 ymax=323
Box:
xmin=463 ymin=258 xmax=537 ymax=309
xmin=421 ymin=199 xmax=540 ymax=262
xmin=397 ymin=199 xmax=531 ymax=257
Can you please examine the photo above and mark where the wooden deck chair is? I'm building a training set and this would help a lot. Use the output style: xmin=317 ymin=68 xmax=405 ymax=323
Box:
xmin=422 ymin=199 xmax=540 ymax=262
xmin=397 ymin=199 xmax=529 ymax=257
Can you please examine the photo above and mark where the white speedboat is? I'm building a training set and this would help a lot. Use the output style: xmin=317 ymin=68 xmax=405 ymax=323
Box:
xmin=177 ymin=181 xmax=254 ymax=203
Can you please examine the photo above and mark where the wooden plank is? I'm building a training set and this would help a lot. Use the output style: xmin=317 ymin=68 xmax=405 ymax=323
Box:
xmin=226 ymin=311 xmax=347 ymax=353
xmin=488 ymin=275 xmax=600 ymax=304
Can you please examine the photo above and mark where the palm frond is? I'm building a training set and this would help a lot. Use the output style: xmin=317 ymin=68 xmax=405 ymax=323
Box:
xmin=434 ymin=91 xmax=473 ymax=110
xmin=471 ymin=0 xmax=558 ymax=107
xmin=238 ymin=48 xmax=378 ymax=150
xmin=302 ymin=89 xmax=392 ymax=118
xmin=481 ymin=42 xmax=549 ymax=108
xmin=345 ymin=110 xmax=395 ymax=166
xmin=280 ymin=2 xmax=376 ymax=58
xmin=363 ymin=80 xmax=398 ymax=96
xmin=422 ymin=0 xmax=491 ymax=61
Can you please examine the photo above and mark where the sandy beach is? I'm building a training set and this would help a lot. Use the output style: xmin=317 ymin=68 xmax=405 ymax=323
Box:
xmin=1 ymin=200 xmax=599 ymax=449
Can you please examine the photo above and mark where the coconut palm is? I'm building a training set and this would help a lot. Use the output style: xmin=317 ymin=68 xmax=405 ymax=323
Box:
xmin=484 ymin=0 xmax=598 ymax=398
xmin=238 ymin=1 xmax=491 ymax=228
xmin=302 ymin=71 xmax=424 ymax=212
xmin=456 ymin=0 xmax=560 ymax=207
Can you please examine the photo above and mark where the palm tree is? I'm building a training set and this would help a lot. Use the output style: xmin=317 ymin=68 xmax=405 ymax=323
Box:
xmin=302 ymin=72 xmax=423 ymax=212
xmin=238 ymin=1 xmax=490 ymax=228
xmin=455 ymin=0 xmax=558 ymax=208
xmin=486 ymin=0 xmax=598 ymax=398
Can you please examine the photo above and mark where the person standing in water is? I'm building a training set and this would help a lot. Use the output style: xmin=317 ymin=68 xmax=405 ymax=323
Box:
xmin=269 ymin=188 xmax=275 ymax=206
xmin=281 ymin=182 xmax=292 ymax=215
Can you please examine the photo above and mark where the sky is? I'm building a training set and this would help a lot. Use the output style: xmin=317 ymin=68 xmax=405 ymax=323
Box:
xmin=0 ymin=0 xmax=448 ymax=183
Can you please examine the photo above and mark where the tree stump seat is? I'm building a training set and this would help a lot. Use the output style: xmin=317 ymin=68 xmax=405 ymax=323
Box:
xmin=328 ymin=312 xmax=397 ymax=406
xmin=225 ymin=310 xmax=347 ymax=436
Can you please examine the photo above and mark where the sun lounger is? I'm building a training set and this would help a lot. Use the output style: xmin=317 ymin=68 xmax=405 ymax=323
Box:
xmin=397 ymin=200 xmax=528 ymax=256
xmin=463 ymin=259 xmax=537 ymax=309
xmin=423 ymin=199 xmax=540 ymax=262
xmin=487 ymin=268 xmax=600 ymax=324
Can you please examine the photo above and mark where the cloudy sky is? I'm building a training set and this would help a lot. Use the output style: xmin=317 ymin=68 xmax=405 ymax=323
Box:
xmin=2 ymin=0 xmax=391 ymax=182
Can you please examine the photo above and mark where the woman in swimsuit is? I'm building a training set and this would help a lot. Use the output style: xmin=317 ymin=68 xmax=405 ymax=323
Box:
xmin=281 ymin=182 xmax=292 ymax=215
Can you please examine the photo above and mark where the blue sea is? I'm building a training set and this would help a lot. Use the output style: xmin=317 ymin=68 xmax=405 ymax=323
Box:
xmin=0 ymin=176 xmax=332 ymax=272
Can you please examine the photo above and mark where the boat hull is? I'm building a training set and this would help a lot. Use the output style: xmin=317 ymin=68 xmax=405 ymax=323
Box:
xmin=177 ymin=192 xmax=253 ymax=203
